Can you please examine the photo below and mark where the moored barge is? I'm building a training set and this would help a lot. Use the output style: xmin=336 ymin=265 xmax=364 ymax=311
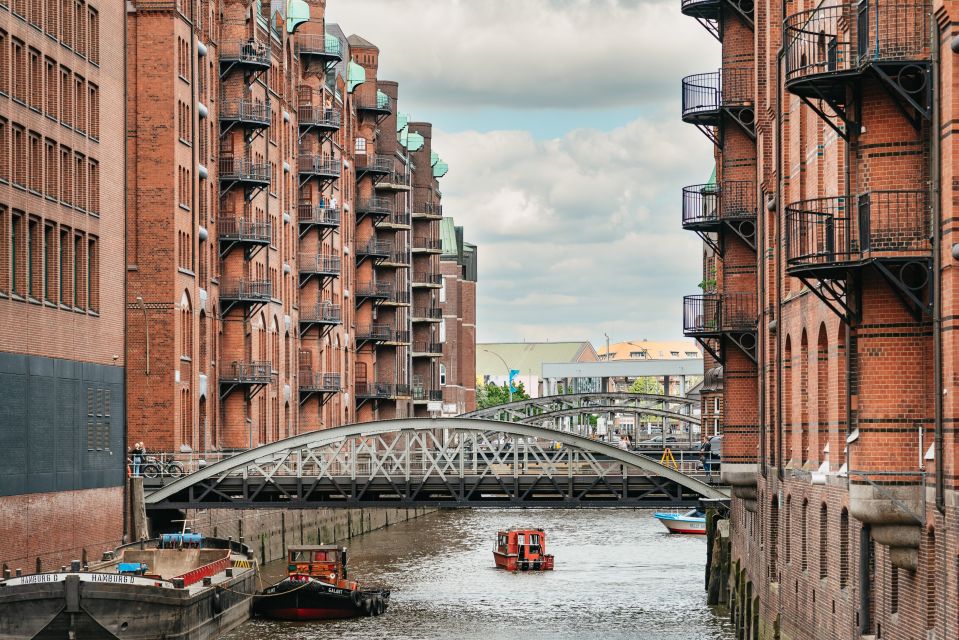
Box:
xmin=0 ymin=533 xmax=257 ymax=639
xmin=254 ymin=545 xmax=389 ymax=620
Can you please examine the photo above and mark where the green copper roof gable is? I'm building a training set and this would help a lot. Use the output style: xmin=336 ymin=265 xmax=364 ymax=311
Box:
xmin=285 ymin=0 xmax=310 ymax=32
xmin=406 ymin=132 xmax=424 ymax=152
xmin=376 ymin=89 xmax=390 ymax=110
xmin=440 ymin=217 xmax=458 ymax=255
xmin=348 ymin=61 xmax=365 ymax=92
xmin=433 ymin=158 xmax=448 ymax=178
xmin=396 ymin=113 xmax=409 ymax=132
xmin=707 ymin=166 xmax=716 ymax=186
xmin=430 ymin=151 xmax=439 ymax=166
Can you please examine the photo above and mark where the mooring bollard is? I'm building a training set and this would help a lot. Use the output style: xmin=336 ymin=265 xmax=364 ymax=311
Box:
xmin=203 ymin=576 xmax=212 ymax=586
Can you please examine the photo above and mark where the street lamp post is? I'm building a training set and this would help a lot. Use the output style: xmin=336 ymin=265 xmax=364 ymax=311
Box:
xmin=481 ymin=348 xmax=513 ymax=403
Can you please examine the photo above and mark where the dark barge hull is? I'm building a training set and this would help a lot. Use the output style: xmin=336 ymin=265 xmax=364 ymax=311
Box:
xmin=254 ymin=579 xmax=389 ymax=621
xmin=0 ymin=570 xmax=256 ymax=640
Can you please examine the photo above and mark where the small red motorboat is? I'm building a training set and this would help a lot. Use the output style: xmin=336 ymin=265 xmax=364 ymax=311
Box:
xmin=493 ymin=528 xmax=555 ymax=571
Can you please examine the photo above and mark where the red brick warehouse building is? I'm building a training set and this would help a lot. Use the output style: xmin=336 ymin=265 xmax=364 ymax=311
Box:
xmin=679 ymin=0 xmax=959 ymax=636
xmin=0 ymin=0 xmax=127 ymax=569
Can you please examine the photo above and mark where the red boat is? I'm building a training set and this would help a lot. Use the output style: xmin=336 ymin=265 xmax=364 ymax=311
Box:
xmin=253 ymin=545 xmax=389 ymax=620
xmin=493 ymin=528 xmax=555 ymax=571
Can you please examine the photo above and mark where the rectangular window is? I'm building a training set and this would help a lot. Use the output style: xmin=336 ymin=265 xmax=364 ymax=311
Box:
xmin=46 ymin=0 xmax=59 ymax=39
xmin=87 ymin=83 xmax=98 ymax=139
xmin=59 ymin=67 xmax=71 ymax=127
xmin=11 ymin=125 xmax=25 ymax=187
xmin=28 ymin=132 xmax=41 ymax=193
xmin=354 ymin=137 xmax=367 ymax=153
xmin=86 ymin=235 xmax=97 ymax=311
xmin=44 ymin=139 xmax=57 ymax=197
xmin=61 ymin=0 xmax=73 ymax=48
xmin=43 ymin=222 xmax=55 ymax=302
xmin=28 ymin=0 xmax=41 ymax=26
xmin=58 ymin=227 xmax=69 ymax=305
xmin=45 ymin=58 xmax=57 ymax=119
xmin=0 ymin=207 xmax=7 ymax=294
xmin=74 ymin=0 xmax=85 ymax=57
xmin=74 ymin=152 xmax=85 ymax=210
xmin=88 ymin=159 xmax=98 ymax=215
xmin=74 ymin=76 xmax=85 ymax=134
xmin=0 ymin=31 xmax=8 ymax=96
xmin=28 ymin=48 xmax=41 ymax=111
xmin=73 ymin=232 xmax=84 ymax=307
xmin=59 ymin=146 xmax=71 ymax=203
xmin=87 ymin=8 xmax=98 ymax=64
xmin=0 ymin=118 xmax=6 ymax=183
xmin=439 ymin=320 xmax=447 ymax=344
xmin=11 ymin=212 xmax=22 ymax=296
xmin=11 ymin=39 xmax=25 ymax=103
xmin=26 ymin=217 xmax=38 ymax=299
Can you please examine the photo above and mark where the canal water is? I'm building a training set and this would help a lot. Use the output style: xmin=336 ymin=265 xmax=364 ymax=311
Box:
xmin=223 ymin=508 xmax=733 ymax=640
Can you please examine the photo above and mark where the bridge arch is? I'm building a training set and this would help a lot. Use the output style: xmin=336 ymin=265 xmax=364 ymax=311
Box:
xmin=462 ymin=392 xmax=697 ymax=420
xmin=146 ymin=418 xmax=727 ymax=509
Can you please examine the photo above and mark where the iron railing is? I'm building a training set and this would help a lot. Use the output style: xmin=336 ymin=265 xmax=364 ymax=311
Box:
xmin=356 ymin=324 xmax=393 ymax=342
xmin=300 ymin=303 xmax=341 ymax=324
xmin=356 ymin=197 xmax=394 ymax=216
xmin=219 ymin=155 xmax=271 ymax=183
xmin=220 ymin=279 xmax=272 ymax=301
xmin=297 ymin=105 xmax=341 ymax=129
xmin=294 ymin=34 xmax=342 ymax=59
xmin=412 ymin=307 xmax=442 ymax=320
xmin=681 ymin=67 xmax=754 ymax=120
xmin=785 ymin=190 xmax=930 ymax=271
xmin=377 ymin=211 xmax=411 ymax=227
xmin=387 ymin=290 xmax=411 ymax=305
xmin=355 ymin=382 xmax=410 ymax=398
xmin=683 ymin=293 xmax=758 ymax=335
xmin=221 ymin=361 xmax=272 ymax=384
xmin=355 ymin=93 xmax=392 ymax=113
xmin=297 ymin=202 xmax=340 ymax=227
xmin=682 ymin=180 xmax=755 ymax=227
xmin=412 ymin=341 xmax=443 ymax=355
xmin=356 ymin=238 xmax=392 ymax=258
xmin=355 ymin=282 xmax=393 ymax=299
xmin=413 ymin=387 xmax=444 ymax=401
xmin=412 ymin=237 xmax=442 ymax=252
xmin=379 ymin=169 xmax=411 ymax=187
xmin=298 ymin=254 xmax=341 ymax=275
xmin=356 ymin=154 xmax=393 ymax=174
xmin=219 ymin=99 xmax=271 ymax=125
xmin=784 ymin=0 xmax=930 ymax=85
xmin=413 ymin=202 xmax=443 ymax=217
xmin=412 ymin=273 xmax=443 ymax=286
xmin=219 ymin=40 xmax=271 ymax=67
xmin=299 ymin=371 xmax=341 ymax=392
xmin=218 ymin=217 xmax=272 ymax=243
xmin=297 ymin=154 xmax=341 ymax=178
xmin=382 ymin=250 xmax=410 ymax=265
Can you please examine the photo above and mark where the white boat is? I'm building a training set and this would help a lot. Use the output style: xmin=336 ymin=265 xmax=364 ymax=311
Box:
xmin=653 ymin=509 xmax=707 ymax=535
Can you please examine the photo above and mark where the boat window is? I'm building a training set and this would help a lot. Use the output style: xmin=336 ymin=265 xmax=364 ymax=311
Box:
xmin=290 ymin=551 xmax=308 ymax=562
xmin=312 ymin=550 xmax=335 ymax=562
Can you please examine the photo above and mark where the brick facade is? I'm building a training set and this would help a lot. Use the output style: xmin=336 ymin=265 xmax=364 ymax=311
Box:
xmin=679 ymin=0 xmax=959 ymax=636
xmin=439 ymin=219 xmax=477 ymax=416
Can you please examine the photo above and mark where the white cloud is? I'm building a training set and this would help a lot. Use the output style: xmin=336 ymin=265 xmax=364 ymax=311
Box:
xmin=328 ymin=0 xmax=718 ymax=110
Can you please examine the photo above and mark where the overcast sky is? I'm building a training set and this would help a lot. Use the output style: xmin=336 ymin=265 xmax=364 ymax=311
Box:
xmin=329 ymin=0 xmax=719 ymax=346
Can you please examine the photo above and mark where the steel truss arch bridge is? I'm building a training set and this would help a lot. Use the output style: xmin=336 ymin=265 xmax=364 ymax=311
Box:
xmin=461 ymin=392 xmax=699 ymax=428
xmin=145 ymin=418 xmax=727 ymax=510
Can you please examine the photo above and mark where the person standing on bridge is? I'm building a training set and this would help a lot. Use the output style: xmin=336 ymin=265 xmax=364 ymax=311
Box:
xmin=131 ymin=442 xmax=145 ymax=477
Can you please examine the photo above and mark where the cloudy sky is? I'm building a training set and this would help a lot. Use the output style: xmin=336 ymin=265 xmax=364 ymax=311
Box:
xmin=328 ymin=0 xmax=719 ymax=346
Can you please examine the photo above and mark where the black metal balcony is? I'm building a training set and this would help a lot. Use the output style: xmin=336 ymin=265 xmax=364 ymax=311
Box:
xmin=220 ymin=279 xmax=272 ymax=314
xmin=681 ymin=68 xmax=755 ymax=141
xmin=297 ymin=202 xmax=340 ymax=238
xmin=219 ymin=155 xmax=271 ymax=197
xmin=294 ymin=33 xmax=342 ymax=67
xmin=412 ymin=307 xmax=442 ymax=322
xmin=379 ymin=249 xmax=410 ymax=269
xmin=783 ymin=1 xmax=931 ymax=132
xmin=680 ymin=0 xmax=754 ymax=38
xmin=683 ymin=293 xmax=758 ymax=362
xmin=355 ymin=282 xmax=393 ymax=304
xmin=356 ymin=154 xmax=393 ymax=179
xmin=299 ymin=371 xmax=341 ymax=396
xmin=375 ymin=169 xmax=411 ymax=192
xmin=219 ymin=40 xmax=271 ymax=77
xmin=412 ymin=237 xmax=443 ymax=254
xmin=355 ymin=197 xmax=394 ymax=222
xmin=219 ymin=360 xmax=272 ymax=400
xmin=218 ymin=217 xmax=272 ymax=258
xmin=413 ymin=387 xmax=444 ymax=402
xmin=355 ymin=238 xmax=391 ymax=262
xmin=219 ymin=99 xmax=271 ymax=131
xmin=412 ymin=202 xmax=443 ymax=219
xmin=297 ymin=104 xmax=341 ymax=132
xmin=412 ymin=341 xmax=443 ymax=357
xmin=299 ymin=303 xmax=342 ymax=333
xmin=356 ymin=324 xmax=393 ymax=344
xmin=297 ymin=154 xmax=340 ymax=185
xmin=682 ymin=180 xmax=756 ymax=251
xmin=298 ymin=254 xmax=341 ymax=286
xmin=382 ymin=289 xmax=411 ymax=306
xmin=376 ymin=211 xmax=411 ymax=229
xmin=411 ymin=272 xmax=443 ymax=288
xmin=355 ymin=93 xmax=393 ymax=117
xmin=355 ymin=382 xmax=411 ymax=400
xmin=785 ymin=191 xmax=931 ymax=290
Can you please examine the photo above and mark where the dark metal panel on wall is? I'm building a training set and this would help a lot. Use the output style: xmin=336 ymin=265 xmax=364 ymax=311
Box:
xmin=0 ymin=353 xmax=125 ymax=497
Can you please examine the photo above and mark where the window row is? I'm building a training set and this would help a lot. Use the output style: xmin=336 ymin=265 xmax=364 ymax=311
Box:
xmin=177 ymin=100 xmax=192 ymax=144
xmin=0 ymin=34 xmax=101 ymax=140
xmin=0 ymin=119 xmax=100 ymax=214
xmin=0 ymin=206 xmax=99 ymax=311
xmin=6 ymin=0 xmax=100 ymax=64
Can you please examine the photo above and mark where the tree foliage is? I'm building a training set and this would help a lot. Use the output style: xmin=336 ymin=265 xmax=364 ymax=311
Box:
xmin=628 ymin=376 xmax=664 ymax=395
xmin=476 ymin=381 xmax=531 ymax=409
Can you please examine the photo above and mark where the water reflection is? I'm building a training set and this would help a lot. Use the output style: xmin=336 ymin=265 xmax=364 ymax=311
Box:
xmin=225 ymin=508 xmax=732 ymax=640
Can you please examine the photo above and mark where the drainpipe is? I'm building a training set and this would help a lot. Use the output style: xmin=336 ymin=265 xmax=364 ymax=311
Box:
xmin=931 ymin=15 xmax=944 ymax=513
xmin=775 ymin=21 xmax=785 ymax=481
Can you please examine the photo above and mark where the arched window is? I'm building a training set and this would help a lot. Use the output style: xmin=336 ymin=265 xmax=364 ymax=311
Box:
xmin=769 ymin=496 xmax=779 ymax=582
xmin=199 ymin=311 xmax=207 ymax=373
xmin=817 ymin=324 xmax=828 ymax=467
xmin=839 ymin=508 xmax=849 ymax=588
xmin=801 ymin=498 xmax=809 ymax=571
xmin=800 ymin=330 xmax=809 ymax=465
xmin=180 ymin=291 xmax=192 ymax=358
xmin=819 ymin=503 xmax=828 ymax=578
xmin=785 ymin=495 xmax=792 ymax=564
xmin=927 ymin=528 xmax=937 ymax=630
xmin=783 ymin=336 xmax=792 ymax=465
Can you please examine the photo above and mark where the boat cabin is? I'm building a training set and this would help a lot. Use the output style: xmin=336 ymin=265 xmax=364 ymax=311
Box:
xmin=493 ymin=528 xmax=554 ymax=571
xmin=287 ymin=545 xmax=349 ymax=582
